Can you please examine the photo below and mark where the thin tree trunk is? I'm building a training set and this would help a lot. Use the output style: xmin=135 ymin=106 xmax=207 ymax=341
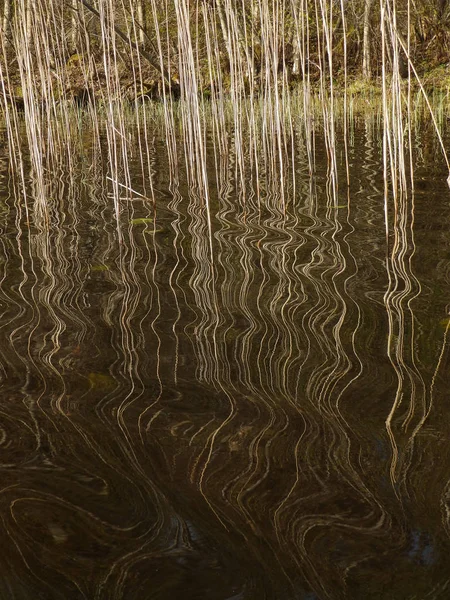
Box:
xmin=136 ymin=0 xmax=145 ymax=46
xmin=362 ymin=0 xmax=374 ymax=78
xmin=72 ymin=0 xmax=79 ymax=51
xmin=26 ymin=0 xmax=35 ymax=43
xmin=2 ymin=0 xmax=11 ymax=46
xmin=214 ymin=0 xmax=231 ymax=61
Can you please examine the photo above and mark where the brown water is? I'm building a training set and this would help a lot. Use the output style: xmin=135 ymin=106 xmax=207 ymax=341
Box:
xmin=0 ymin=117 xmax=450 ymax=599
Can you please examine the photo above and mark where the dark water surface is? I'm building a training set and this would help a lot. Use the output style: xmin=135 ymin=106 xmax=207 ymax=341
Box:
xmin=0 ymin=118 xmax=450 ymax=599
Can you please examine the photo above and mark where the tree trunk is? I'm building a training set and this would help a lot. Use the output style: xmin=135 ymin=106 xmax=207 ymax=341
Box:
xmin=362 ymin=0 xmax=374 ymax=78
xmin=1 ymin=0 xmax=11 ymax=47
xmin=72 ymin=0 xmax=79 ymax=51
xmin=136 ymin=0 xmax=145 ymax=47
xmin=26 ymin=0 xmax=34 ymax=43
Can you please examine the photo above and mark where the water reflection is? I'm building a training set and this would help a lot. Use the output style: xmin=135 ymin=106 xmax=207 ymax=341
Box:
xmin=0 ymin=119 xmax=449 ymax=599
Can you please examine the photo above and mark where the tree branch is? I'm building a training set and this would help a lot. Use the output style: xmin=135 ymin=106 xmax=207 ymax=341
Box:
xmin=76 ymin=0 xmax=175 ymax=89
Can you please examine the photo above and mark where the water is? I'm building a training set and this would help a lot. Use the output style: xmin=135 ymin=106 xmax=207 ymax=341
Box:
xmin=0 ymin=116 xmax=450 ymax=599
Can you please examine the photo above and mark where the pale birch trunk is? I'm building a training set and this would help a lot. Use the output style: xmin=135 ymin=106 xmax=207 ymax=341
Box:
xmin=26 ymin=0 xmax=33 ymax=42
xmin=136 ymin=0 xmax=145 ymax=46
xmin=362 ymin=0 xmax=374 ymax=78
xmin=2 ymin=0 xmax=11 ymax=45
xmin=72 ymin=0 xmax=79 ymax=51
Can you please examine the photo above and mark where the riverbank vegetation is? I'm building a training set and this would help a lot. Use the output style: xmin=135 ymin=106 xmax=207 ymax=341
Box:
xmin=1 ymin=0 xmax=450 ymax=105
xmin=0 ymin=0 xmax=450 ymax=203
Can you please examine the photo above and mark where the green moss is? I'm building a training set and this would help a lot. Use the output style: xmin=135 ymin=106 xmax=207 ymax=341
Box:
xmin=90 ymin=264 xmax=109 ymax=272
xmin=67 ymin=54 xmax=82 ymax=66
xmin=131 ymin=217 xmax=154 ymax=225
xmin=346 ymin=78 xmax=382 ymax=97
xmin=88 ymin=372 xmax=116 ymax=390
xmin=422 ymin=64 xmax=450 ymax=93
